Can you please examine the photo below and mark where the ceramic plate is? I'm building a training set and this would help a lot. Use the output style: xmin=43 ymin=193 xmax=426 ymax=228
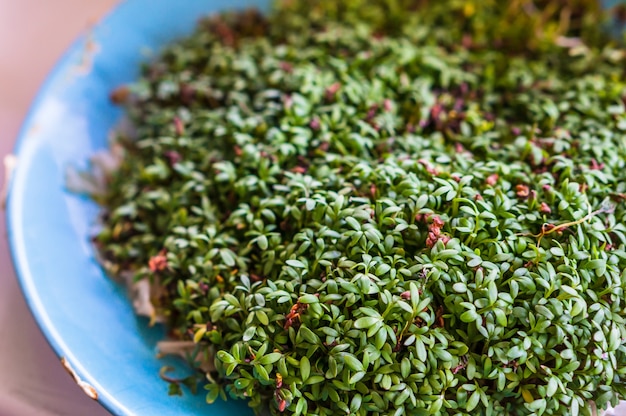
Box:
xmin=6 ymin=0 xmax=623 ymax=415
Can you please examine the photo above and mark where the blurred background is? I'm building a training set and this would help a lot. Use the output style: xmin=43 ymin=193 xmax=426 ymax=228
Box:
xmin=0 ymin=1 xmax=114 ymax=414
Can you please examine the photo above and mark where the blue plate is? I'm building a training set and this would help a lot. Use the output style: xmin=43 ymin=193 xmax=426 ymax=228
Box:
xmin=6 ymin=0 xmax=623 ymax=415
xmin=6 ymin=1 xmax=269 ymax=415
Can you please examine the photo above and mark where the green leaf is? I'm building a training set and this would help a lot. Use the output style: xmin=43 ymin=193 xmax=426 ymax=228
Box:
xmin=461 ymin=310 xmax=478 ymax=323
xmin=243 ymin=326 xmax=257 ymax=342
xmin=535 ymin=305 xmax=554 ymax=320
xmin=168 ymin=382 xmax=182 ymax=396
xmin=300 ymin=356 xmax=311 ymax=381
xmin=587 ymin=259 xmax=607 ymax=276
xmin=468 ymin=257 xmax=482 ymax=268
xmin=433 ymin=348 xmax=453 ymax=362
xmin=256 ymin=310 xmax=269 ymax=326
xmin=205 ymin=384 xmax=221 ymax=404
xmin=286 ymin=259 xmax=306 ymax=268
xmin=507 ymin=346 xmax=524 ymax=360
xmin=429 ymin=397 xmax=443 ymax=414
xmin=298 ymin=326 xmax=319 ymax=344
xmin=193 ymin=326 xmax=207 ymax=343
xmin=410 ymin=282 xmax=420 ymax=309
xmin=255 ymin=364 xmax=270 ymax=382
xmin=259 ymin=352 xmax=282 ymax=365
xmin=343 ymin=354 xmax=364 ymax=372
xmin=487 ymin=281 xmax=497 ymax=304
xmin=219 ymin=249 xmax=236 ymax=267
xmin=257 ymin=235 xmax=269 ymax=250
xmin=571 ymin=299 xmax=586 ymax=317
xmin=571 ymin=398 xmax=579 ymax=416
xmin=217 ymin=351 xmax=236 ymax=364
xmin=354 ymin=316 xmax=381 ymax=329
xmin=453 ymin=282 xmax=467 ymax=293
xmin=376 ymin=263 xmax=391 ymax=276
xmin=295 ymin=397 xmax=306 ymax=416
xmin=415 ymin=338 xmax=427 ymax=362
xmin=234 ymin=378 xmax=251 ymax=389
xmin=374 ymin=325 xmax=387 ymax=349
xmin=350 ymin=393 xmax=363 ymax=413
xmin=349 ymin=371 xmax=366 ymax=384
xmin=546 ymin=377 xmax=558 ymax=397
xmin=397 ymin=301 xmax=413 ymax=314
xmin=225 ymin=362 xmax=237 ymax=376
xmin=305 ymin=375 xmax=325 ymax=385
xmin=299 ymin=294 xmax=319 ymax=304
xmin=493 ymin=308 xmax=507 ymax=327
xmin=467 ymin=390 xmax=480 ymax=411
xmin=467 ymin=358 xmax=476 ymax=380
xmin=550 ymin=247 xmax=564 ymax=257
xmin=345 ymin=217 xmax=361 ymax=230
xmin=526 ymin=398 xmax=547 ymax=412
xmin=401 ymin=358 xmax=411 ymax=378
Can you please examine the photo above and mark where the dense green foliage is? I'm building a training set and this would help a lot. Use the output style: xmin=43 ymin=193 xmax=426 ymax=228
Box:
xmin=94 ymin=1 xmax=626 ymax=414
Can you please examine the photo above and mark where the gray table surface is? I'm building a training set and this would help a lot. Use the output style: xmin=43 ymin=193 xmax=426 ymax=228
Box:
xmin=0 ymin=1 xmax=625 ymax=415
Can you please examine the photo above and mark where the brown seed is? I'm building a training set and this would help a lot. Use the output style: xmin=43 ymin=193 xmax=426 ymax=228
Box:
xmin=148 ymin=250 xmax=168 ymax=272
xmin=365 ymin=104 xmax=379 ymax=121
xmin=179 ymin=83 xmax=195 ymax=105
xmin=278 ymin=399 xmax=287 ymax=412
xmin=291 ymin=166 xmax=307 ymax=174
xmin=173 ymin=117 xmax=185 ymax=136
xmin=432 ymin=216 xmax=445 ymax=228
xmin=383 ymin=99 xmax=393 ymax=112
xmin=283 ymin=95 xmax=293 ymax=109
xmin=109 ymin=86 xmax=130 ymax=104
xmin=164 ymin=151 xmax=182 ymax=165
xmin=486 ymin=174 xmax=499 ymax=186
xmin=325 ymin=82 xmax=341 ymax=101
xmin=418 ymin=159 xmax=438 ymax=176
xmin=370 ymin=184 xmax=377 ymax=199
xmin=516 ymin=184 xmax=530 ymax=198
xmin=279 ymin=61 xmax=294 ymax=72
xmin=462 ymin=34 xmax=473 ymax=48
xmin=540 ymin=202 xmax=551 ymax=214
xmin=309 ymin=117 xmax=321 ymax=131
xmin=590 ymin=158 xmax=605 ymax=170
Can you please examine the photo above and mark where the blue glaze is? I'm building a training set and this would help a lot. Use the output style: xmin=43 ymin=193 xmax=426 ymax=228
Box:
xmin=6 ymin=1 xmax=624 ymax=415
xmin=7 ymin=1 xmax=268 ymax=415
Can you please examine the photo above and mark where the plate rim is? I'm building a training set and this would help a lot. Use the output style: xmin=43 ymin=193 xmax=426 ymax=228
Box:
xmin=5 ymin=1 xmax=271 ymax=414
xmin=6 ymin=1 xmax=157 ymax=415
xmin=4 ymin=0 xmax=180 ymax=415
